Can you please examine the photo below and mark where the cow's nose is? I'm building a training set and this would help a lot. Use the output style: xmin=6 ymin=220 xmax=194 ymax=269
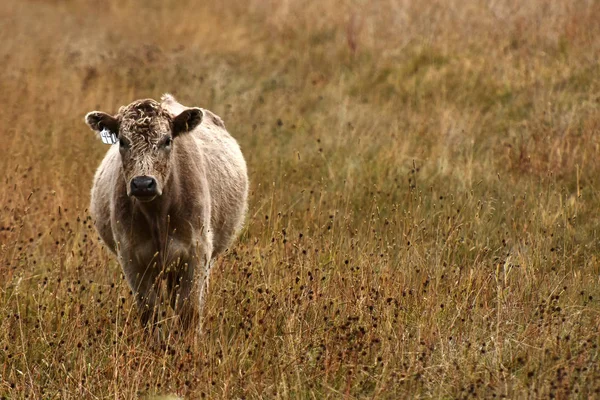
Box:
xmin=130 ymin=176 xmax=158 ymax=198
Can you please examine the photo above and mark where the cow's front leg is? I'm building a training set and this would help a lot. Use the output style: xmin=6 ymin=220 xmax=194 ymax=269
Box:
xmin=167 ymin=259 xmax=199 ymax=330
xmin=198 ymin=257 xmax=215 ymax=318
xmin=167 ymin=241 xmax=212 ymax=331
xmin=122 ymin=258 xmax=161 ymax=329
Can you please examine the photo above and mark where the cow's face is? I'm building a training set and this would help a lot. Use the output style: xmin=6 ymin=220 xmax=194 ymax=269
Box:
xmin=85 ymin=99 xmax=203 ymax=202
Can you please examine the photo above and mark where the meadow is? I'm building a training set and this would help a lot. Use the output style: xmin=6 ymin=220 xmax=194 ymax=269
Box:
xmin=1 ymin=0 xmax=600 ymax=398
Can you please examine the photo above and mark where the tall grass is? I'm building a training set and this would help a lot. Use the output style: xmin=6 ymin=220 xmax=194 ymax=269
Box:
xmin=1 ymin=0 xmax=599 ymax=398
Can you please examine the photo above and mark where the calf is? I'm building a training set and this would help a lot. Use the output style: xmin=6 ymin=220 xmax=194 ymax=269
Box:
xmin=85 ymin=94 xmax=248 ymax=331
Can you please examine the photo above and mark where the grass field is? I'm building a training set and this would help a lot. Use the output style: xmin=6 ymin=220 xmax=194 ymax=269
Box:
xmin=1 ymin=0 xmax=600 ymax=398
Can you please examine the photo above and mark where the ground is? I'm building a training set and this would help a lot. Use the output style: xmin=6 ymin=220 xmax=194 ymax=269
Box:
xmin=1 ymin=0 xmax=600 ymax=398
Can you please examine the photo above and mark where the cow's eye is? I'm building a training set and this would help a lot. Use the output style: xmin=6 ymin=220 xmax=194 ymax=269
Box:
xmin=119 ymin=138 xmax=129 ymax=149
xmin=164 ymin=137 xmax=172 ymax=148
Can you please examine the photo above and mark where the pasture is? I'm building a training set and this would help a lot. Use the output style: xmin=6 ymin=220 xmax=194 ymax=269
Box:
xmin=1 ymin=0 xmax=600 ymax=398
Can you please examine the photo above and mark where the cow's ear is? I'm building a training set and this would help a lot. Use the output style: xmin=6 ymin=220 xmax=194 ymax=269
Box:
xmin=172 ymin=108 xmax=203 ymax=137
xmin=85 ymin=111 xmax=120 ymax=136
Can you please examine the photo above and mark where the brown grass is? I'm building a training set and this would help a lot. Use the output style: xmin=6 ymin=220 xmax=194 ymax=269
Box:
xmin=1 ymin=0 xmax=600 ymax=398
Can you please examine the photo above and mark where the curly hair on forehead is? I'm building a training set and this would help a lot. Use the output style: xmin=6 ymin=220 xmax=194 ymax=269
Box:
xmin=118 ymin=99 xmax=171 ymax=120
xmin=117 ymin=99 xmax=173 ymax=136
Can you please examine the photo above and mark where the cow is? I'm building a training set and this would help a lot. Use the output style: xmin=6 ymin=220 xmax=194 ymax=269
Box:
xmin=84 ymin=94 xmax=248 ymax=333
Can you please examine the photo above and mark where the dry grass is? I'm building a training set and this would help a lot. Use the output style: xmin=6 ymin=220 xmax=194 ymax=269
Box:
xmin=1 ymin=0 xmax=600 ymax=398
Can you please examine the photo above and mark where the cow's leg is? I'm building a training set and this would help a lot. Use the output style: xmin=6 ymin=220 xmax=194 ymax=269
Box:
xmin=123 ymin=261 xmax=161 ymax=328
xmin=194 ymin=250 xmax=214 ymax=335
xmin=168 ymin=259 xmax=199 ymax=330
xmin=167 ymin=242 xmax=212 ymax=331
xmin=199 ymin=258 xmax=215 ymax=314
xmin=166 ymin=268 xmax=180 ymax=310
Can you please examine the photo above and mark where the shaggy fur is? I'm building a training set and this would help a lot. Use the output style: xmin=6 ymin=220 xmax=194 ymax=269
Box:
xmin=85 ymin=95 xmax=248 ymax=331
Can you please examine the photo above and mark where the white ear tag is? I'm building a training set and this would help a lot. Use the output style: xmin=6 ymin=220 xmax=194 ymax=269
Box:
xmin=100 ymin=129 xmax=118 ymax=145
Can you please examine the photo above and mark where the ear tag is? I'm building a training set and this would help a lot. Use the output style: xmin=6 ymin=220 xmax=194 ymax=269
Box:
xmin=100 ymin=129 xmax=118 ymax=145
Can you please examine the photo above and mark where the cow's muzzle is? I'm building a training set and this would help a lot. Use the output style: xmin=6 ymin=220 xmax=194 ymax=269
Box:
xmin=130 ymin=176 xmax=159 ymax=201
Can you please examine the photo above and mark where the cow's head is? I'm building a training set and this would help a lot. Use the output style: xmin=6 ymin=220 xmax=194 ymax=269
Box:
xmin=85 ymin=99 xmax=203 ymax=202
